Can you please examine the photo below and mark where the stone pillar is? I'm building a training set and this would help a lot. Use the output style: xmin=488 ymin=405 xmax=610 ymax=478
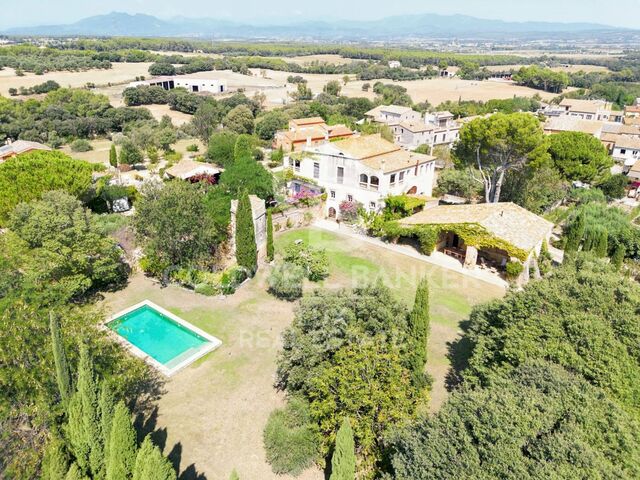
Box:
xmin=464 ymin=246 xmax=478 ymax=269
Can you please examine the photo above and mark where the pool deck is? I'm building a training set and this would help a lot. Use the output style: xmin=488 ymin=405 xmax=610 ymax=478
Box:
xmin=105 ymin=299 xmax=222 ymax=376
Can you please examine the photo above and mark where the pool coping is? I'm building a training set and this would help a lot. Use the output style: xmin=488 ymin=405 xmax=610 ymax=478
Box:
xmin=105 ymin=300 xmax=222 ymax=377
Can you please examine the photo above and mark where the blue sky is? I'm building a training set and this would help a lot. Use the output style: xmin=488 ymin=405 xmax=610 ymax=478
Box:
xmin=1 ymin=0 xmax=639 ymax=29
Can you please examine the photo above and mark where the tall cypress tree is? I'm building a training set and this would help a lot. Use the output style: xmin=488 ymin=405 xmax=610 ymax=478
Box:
xmin=611 ymin=243 xmax=626 ymax=270
xmin=329 ymin=417 xmax=356 ymax=480
xmin=42 ymin=437 xmax=69 ymax=480
xmin=99 ymin=382 xmax=116 ymax=461
xmin=50 ymin=311 xmax=71 ymax=405
xmin=235 ymin=191 xmax=257 ymax=275
xmin=109 ymin=144 xmax=118 ymax=169
xmin=594 ymin=228 xmax=609 ymax=258
xmin=266 ymin=209 xmax=274 ymax=262
xmin=133 ymin=436 xmax=176 ymax=480
xmin=66 ymin=345 xmax=103 ymax=477
xmin=564 ymin=212 xmax=585 ymax=254
xmin=408 ymin=277 xmax=430 ymax=387
xmin=106 ymin=402 xmax=137 ymax=480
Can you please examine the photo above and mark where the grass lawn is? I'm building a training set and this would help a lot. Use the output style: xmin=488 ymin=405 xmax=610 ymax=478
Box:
xmin=102 ymin=227 xmax=503 ymax=480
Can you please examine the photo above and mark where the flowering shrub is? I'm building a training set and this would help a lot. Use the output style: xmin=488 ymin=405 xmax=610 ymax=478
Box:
xmin=189 ymin=173 xmax=218 ymax=185
xmin=288 ymin=188 xmax=320 ymax=207
xmin=339 ymin=200 xmax=360 ymax=222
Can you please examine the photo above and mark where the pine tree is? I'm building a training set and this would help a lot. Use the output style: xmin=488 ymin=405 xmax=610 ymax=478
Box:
xmin=50 ymin=311 xmax=71 ymax=405
xmin=235 ymin=191 xmax=257 ymax=275
xmin=564 ymin=212 xmax=585 ymax=253
xmin=133 ymin=436 xmax=176 ymax=480
xmin=66 ymin=346 xmax=103 ymax=477
xmin=266 ymin=209 xmax=274 ymax=262
xmin=109 ymin=144 xmax=118 ymax=168
xmin=594 ymin=228 xmax=609 ymax=258
xmin=407 ymin=277 xmax=430 ymax=387
xmin=611 ymin=243 xmax=626 ymax=270
xmin=99 ymin=381 xmax=116 ymax=461
xmin=42 ymin=437 xmax=69 ymax=480
xmin=106 ymin=402 xmax=137 ymax=480
xmin=329 ymin=417 xmax=356 ymax=480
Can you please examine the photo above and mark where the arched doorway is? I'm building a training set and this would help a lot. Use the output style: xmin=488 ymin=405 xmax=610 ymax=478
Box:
xmin=328 ymin=207 xmax=337 ymax=218
xmin=407 ymin=186 xmax=417 ymax=194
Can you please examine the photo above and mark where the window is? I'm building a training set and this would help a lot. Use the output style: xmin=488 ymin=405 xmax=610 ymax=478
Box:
xmin=359 ymin=173 xmax=368 ymax=188
xmin=348 ymin=195 xmax=353 ymax=202
xmin=621 ymin=149 xmax=627 ymax=155
xmin=330 ymin=190 xmax=336 ymax=199
xmin=369 ymin=201 xmax=376 ymax=209
xmin=313 ymin=162 xmax=320 ymax=179
xmin=399 ymin=171 xmax=405 ymax=183
xmin=294 ymin=159 xmax=301 ymax=172
xmin=390 ymin=174 xmax=396 ymax=185
xmin=337 ymin=166 xmax=344 ymax=184
xmin=370 ymin=176 xmax=379 ymax=191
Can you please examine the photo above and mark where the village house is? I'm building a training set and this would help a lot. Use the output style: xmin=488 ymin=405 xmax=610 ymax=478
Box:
xmin=556 ymin=98 xmax=623 ymax=123
xmin=273 ymin=117 xmax=354 ymax=152
xmin=399 ymin=202 xmax=554 ymax=285
xmin=284 ymin=134 xmax=436 ymax=217
xmin=544 ymin=116 xmax=605 ymax=138
xmin=364 ymin=105 xmax=422 ymax=126
xmin=0 ymin=140 xmax=51 ymax=162
xmin=627 ymin=159 xmax=640 ymax=181
xmin=388 ymin=60 xmax=402 ymax=69
xmin=128 ymin=77 xmax=227 ymax=94
xmin=611 ymin=136 xmax=640 ymax=173
xmin=624 ymin=99 xmax=640 ymax=118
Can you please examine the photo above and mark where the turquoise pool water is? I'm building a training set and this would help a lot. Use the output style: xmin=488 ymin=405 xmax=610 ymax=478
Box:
xmin=107 ymin=305 xmax=210 ymax=366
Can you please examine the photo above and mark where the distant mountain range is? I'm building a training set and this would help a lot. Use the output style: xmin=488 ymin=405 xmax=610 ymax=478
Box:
xmin=2 ymin=12 xmax=631 ymax=40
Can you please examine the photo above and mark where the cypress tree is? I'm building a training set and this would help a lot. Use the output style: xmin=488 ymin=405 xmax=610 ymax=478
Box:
xmin=99 ymin=382 xmax=116 ymax=461
xmin=233 ymin=134 xmax=253 ymax=161
xmin=266 ymin=209 xmax=274 ymax=262
xmin=594 ymin=228 xmax=609 ymax=258
xmin=235 ymin=191 xmax=258 ymax=275
xmin=408 ymin=277 xmax=430 ymax=387
xmin=109 ymin=144 xmax=118 ymax=168
xmin=42 ymin=438 xmax=69 ymax=480
xmin=582 ymin=226 xmax=596 ymax=252
xmin=65 ymin=463 xmax=89 ymax=480
xmin=329 ymin=417 xmax=356 ymax=480
xmin=50 ymin=311 xmax=71 ymax=405
xmin=66 ymin=346 xmax=103 ymax=477
xmin=564 ymin=212 xmax=585 ymax=253
xmin=611 ymin=243 xmax=626 ymax=270
xmin=133 ymin=436 xmax=176 ymax=480
xmin=106 ymin=402 xmax=137 ymax=480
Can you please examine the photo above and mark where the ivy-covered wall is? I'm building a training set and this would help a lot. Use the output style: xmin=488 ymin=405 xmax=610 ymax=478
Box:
xmin=379 ymin=220 xmax=530 ymax=261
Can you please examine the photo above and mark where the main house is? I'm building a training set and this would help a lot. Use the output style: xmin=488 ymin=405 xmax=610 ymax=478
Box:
xmin=273 ymin=117 xmax=353 ymax=152
xmin=284 ymin=134 xmax=436 ymax=217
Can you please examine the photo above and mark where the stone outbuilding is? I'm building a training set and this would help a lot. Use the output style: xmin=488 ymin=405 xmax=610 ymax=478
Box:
xmin=400 ymin=202 xmax=554 ymax=285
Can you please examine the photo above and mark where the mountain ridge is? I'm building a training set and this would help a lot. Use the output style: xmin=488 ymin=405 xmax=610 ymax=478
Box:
xmin=3 ymin=11 xmax=629 ymax=39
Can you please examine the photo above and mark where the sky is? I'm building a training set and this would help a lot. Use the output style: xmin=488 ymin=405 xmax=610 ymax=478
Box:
xmin=1 ymin=0 xmax=639 ymax=30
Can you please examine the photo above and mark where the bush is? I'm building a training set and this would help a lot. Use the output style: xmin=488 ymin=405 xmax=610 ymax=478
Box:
xmin=69 ymin=139 xmax=93 ymax=152
xmin=263 ymin=397 xmax=320 ymax=476
xmin=186 ymin=144 xmax=199 ymax=152
xmin=597 ymin=174 xmax=628 ymax=199
xmin=267 ymin=261 xmax=305 ymax=300
xmin=194 ymin=283 xmax=217 ymax=296
xmin=283 ymin=242 xmax=329 ymax=282
xmin=505 ymin=261 xmax=524 ymax=279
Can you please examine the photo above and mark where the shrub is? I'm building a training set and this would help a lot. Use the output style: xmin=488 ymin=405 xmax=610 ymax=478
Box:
xmin=69 ymin=139 xmax=93 ymax=152
xmin=597 ymin=174 xmax=628 ymax=199
xmin=186 ymin=144 xmax=199 ymax=152
xmin=283 ymin=242 xmax=329 ymax=282
xmin=338 ymin=200 xmax=360 ymax=223
xmin=194 ymin=283 xmax=217 ymax=296
xmin=505 ymin=261 xmax=524 ymax=279
xmin=263 ymin=397 xmax=320 ymax=476
xmin=267 ymin=261 xmax=305 ymax=300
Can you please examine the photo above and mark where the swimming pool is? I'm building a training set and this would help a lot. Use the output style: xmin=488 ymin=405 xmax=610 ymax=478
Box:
xmin=106 ymin=300 xmax=221 ymax=376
